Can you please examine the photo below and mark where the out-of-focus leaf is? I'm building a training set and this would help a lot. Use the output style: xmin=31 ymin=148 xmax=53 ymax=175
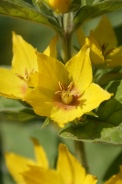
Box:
xmin=0 ymin=107 xmax=41 ymax=122
xmin=0 ymin=0 xmax=58 ymax=30
xmin=74 ymin=0 xmax=122 ymax=30
xmin=41 ymin=118 xmax=53 ymax=128
xmin=103 ymin=151 xmax=122 ymax=181
xmin=81 ymin=0 xmax=96 ymax=5
xmin=60 ymin=80 xmax=122 ymax=145
xmin=32 ymin=0 xmax=53 ymax=17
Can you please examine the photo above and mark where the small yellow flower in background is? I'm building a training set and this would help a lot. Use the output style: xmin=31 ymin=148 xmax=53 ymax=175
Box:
xmin=77 ymin=16 xmax=122 ymax=67
xmin=0 ymin=33 xmax=58 ymax=100
xmin=48 ymin=0 xmax=71 ymax=13
xmin=22 ymin=144 xmax=97 ymax=184
xmin=25 ymin=44 xmax=111 ymax=127
xmin=89 ymin=16 xmax=122 ymax=67
xmin=105 ymin=166 xmax=122 ymax=184
xmin=5 ymin=138 xmax=48 ymax=184
xmin=5 ymin=139 xmax=97 ymax=184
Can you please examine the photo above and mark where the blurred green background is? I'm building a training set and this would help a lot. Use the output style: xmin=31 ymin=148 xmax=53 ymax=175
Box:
xmin=0 ymin=1 xmax=122 ymax=184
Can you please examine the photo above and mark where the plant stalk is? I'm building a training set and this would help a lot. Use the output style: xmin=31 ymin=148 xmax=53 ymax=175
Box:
xmin=74 ymin=140 xmax=89 ymax=172
xmin=60 ymin=12 xmax=74 ymax=63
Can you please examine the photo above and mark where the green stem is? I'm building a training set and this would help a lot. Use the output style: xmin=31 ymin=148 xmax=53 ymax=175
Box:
xmin=74 ymin=140 xmax=89 ymax=172
xmin=61 ymin=33 xmax=72 ymax=63
xmin=59 ymin=12 xmax=74 ymax=63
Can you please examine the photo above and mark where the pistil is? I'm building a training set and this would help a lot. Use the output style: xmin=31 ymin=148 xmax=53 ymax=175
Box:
xmin=55 ymin=81 xmax=75 ymax=105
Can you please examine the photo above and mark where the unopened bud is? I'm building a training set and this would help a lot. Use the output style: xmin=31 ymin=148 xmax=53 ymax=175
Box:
xmin=49 ymin=0 xmax=71 ymax=13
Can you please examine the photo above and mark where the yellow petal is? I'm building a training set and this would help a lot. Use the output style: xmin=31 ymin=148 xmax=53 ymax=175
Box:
xmin=105 ymin=166 xmax=122 ymax=184
xmin=51 ymin=105 xmax=84 ymax=127
xmin=43 ymin=35 xmax=58 ymax=58
xmin=0 ymin=68 xmax=27 ymax=99
xmin=88 ymin=34 xmax=105 ymax=65
xmin=80 ymin=83 xmax=112 ymax=114
xmin=36 ymin=52 xmax=69 ymax=92
xmin=91 ymin=16 xmax=117 ymax=50
xmin=5 ymin=152 xmax=35 ymax=184
xmin=12 ymin=32 xmax=38 ymax=78
xmin=66 ymin=44 xmax=92 ymax=93
xmin=27 ymin=71 xmax=39 ymax=88
xmin=57 ymin=144 xmax=96 ymax=184
xmin=31 ymin=138 xmax=48 ymax=168
xmin=25 ymin=87 xmax=54 ymax=117
xmin=106 ymin=46 xmax=122 ymax=67
xmin=84 ymin=174 xmax=97 ymax=184
xmin=22 ymin=166 xmax=64 ymax=184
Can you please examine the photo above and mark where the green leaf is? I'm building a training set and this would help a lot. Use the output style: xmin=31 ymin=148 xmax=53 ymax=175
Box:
xmin=103 ymin=151 xmax=122 ymax=181
xmin=0 ymin=97 xmax=41 ymax=122
xmin=41 ymin=118 xmax=52 ymax=128
xmin=0 ymin=107 xmax=41 ymax=122
xmin=60 ymin=120 xmax=122 ymax=145
xmin=81 ymin=0 xmax=96 ymax=6
xmin=60 ymin=80 xmax=122 ymax=145
xmin=74 ymin=0 xmax=122 ymax=30
xmin=0 ymin=0 xmax=56 ymax=28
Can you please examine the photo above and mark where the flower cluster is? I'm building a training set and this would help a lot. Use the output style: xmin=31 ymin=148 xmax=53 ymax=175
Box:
xmin=0 ymin=25 xmax=112 ymax=127
xmin=1 ymin=2 xmax=122 ymax=183
xmin=5 ymin=139 xmax=97 ymax=184
xmin=5 ymin=139 xmax=122 ymax=184
xmin=1 ymin=0 xmax=122 ymax=183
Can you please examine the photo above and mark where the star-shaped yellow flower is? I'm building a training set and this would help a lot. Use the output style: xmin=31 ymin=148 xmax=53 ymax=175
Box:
xmin=25 ymin=44 xmax=111 ymax=127
xmin=5 ymin=138 xmax=48 ymax=184
xmin=88 ymin=16 xmax=122 ymax=67
xmin=0 ymin=33 xmax=58 ymax=100
xmin=77 ymin=16 xmax=122 ymax=67
xmin=5 ymin=139 xmax=97 ymax=184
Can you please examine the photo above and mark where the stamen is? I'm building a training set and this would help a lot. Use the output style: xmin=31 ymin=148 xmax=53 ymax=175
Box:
xmin=58 ymin=81 xmax=64 ymax=90
xmin=55 ymin=81 xmax=77 ymax=105
xmin=67 ymin=81 xmax=73 ymax=90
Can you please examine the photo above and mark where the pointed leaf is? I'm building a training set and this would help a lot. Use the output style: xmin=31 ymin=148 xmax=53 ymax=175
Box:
xmin=0 ymin=0 xmax=55 ymax=28
xmin=60 ymin=120 xmax=122 ymax=145
xmin=74 ymin=0 xmax=122 ymax=30
xmin=41 ymin=118 xmax=53 ymax=128
xmin=0 ymin=107 xmax=41 ymax=122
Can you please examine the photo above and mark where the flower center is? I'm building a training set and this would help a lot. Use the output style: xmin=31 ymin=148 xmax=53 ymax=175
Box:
xmin=61 ymin=90 xmax=73 ymax=105
xmin=101 ymin=43 xmax=115 ymax=58
xmin=55 ymin=81 xmax=76 ymax=105
xmin=16 ymin=68 xmax=34 ymax=81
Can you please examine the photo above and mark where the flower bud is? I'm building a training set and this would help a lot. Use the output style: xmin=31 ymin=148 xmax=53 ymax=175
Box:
xmin=49 ymin=0 xmax=71 ymax=13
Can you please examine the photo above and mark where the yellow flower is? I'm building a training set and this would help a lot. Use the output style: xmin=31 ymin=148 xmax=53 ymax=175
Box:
xmin=5 ymin=138 xmax=48 ymax=184
xmin=25 ymin=44 xmax=111 ymax=127
xmin=48 ymin=0 xmax=71 ymax=13
xmin=5 ymin=139 xmax=97 ymax=184
xmin=0 ymin=33 xmax=58 ymax=100
xmin=88 ymin=16 xmax=122 ymax=67
xmin=0 ymin=32 xmax=38 ymax=99
xmin=105 ymin=166 xmax=122 ymax=184
xmin=77 ymin=16 xmax=122 ymax=67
